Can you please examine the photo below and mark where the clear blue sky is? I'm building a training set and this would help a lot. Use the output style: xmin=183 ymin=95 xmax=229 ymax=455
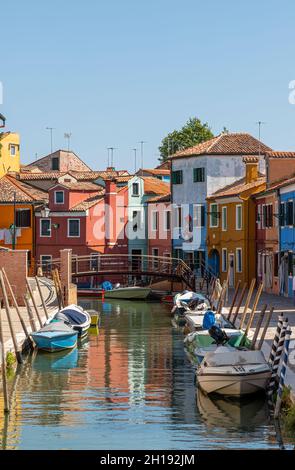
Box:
xmin=1 ymin=0 xmax=295 ymax=172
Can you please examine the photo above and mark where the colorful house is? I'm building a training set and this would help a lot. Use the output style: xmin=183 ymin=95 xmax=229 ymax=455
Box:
xmin=35 ymin=179 xmax=129 ymax=272
xmin=136 ymin=168 xmax=170 ymax=183
xmin=0 ymin=175 xmax=48 ymax=272
xmin=254 ymin=151 xmax=295 ymax=295
xmin=147 ymin=193 xmax=171 ymax=260
xmin=127 ymin=176 xmax=170 ymax=267
xmin=206 ymin=157 xmax=266 ymax=287
xmin=0 ymin=131 xmax=20 ymax=178
xmin=170 ymin=132 xmax=271 ymax=273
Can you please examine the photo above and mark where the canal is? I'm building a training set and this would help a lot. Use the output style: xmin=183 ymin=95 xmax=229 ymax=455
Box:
xmin=0 ymin=299 xmax=294 ymax=450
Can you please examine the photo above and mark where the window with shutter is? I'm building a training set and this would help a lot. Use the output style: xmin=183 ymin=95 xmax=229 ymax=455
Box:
xmin=193 ymin=167 xmax=205 ymax=182
xmin=172 ymin=170 xmax=183 ymax=184
xmin=286 ymin=201 xmax=294 ymax=226
xmin=279 ymin=203 xmax=285 ymax=227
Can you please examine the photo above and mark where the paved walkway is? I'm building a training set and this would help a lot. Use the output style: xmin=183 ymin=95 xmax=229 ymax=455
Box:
xmin=224 ymin=288 xmax=295 ymax=398
xmin=0 ymin=277 xmax=58 ymax=365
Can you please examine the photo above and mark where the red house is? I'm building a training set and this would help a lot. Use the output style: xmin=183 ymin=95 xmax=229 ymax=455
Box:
xmin=35 ymin=179 xmax=128 ymax=274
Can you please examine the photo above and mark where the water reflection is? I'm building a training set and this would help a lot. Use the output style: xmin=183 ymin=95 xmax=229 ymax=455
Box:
xmin=0 ymin=299 xmax=293 ymax=449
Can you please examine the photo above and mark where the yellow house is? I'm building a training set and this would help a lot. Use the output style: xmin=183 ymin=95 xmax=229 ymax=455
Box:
xmin=206 ymin=157 xmax=266 ymax=287
xmin=0 ymin=131 xmax=20 ymax=178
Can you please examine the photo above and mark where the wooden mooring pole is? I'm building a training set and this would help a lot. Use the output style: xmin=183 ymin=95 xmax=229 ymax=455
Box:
xmin=26 ymin=279 xmax=43 ymax=328
xmin=23 ymin=295 xmax=38 ymax=333
xmin=0 ymin=271 xmax=23 ymax=364
xmin=1 ymin=268 xmax=33 ymax=349
xmin=35 ymin=276 xmax=49 ymax=320
xmin=227 ymin=280 xmax=241 ymax=323
xmin=257 ymin=306 xmax=274 ymax=350
xmin=0 ymin=307 xmax=9 ymax=413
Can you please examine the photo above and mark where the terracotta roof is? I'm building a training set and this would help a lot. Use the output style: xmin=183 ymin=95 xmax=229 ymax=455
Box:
xmin=50 ymin=181 xmax=100 ymax=191
xmin=70 ymin=192 xmax=105 ymax=211
xmin=138 ymin=169 xmax=170 ymax=176
xmin=19 ymin=171 xmax=65 ymax=181
xmin=156 ymin=160 xmax=171 ymax=170
xmin=147 ymin=193 xmax=171 ymax=203
xmin=25 ymin=150 xmax=92 ymax=171
xmin=142 ymin=177 xmax=170 ymax=195
xmin=264 ymin=174 xmax=295 ymax=192
xmin=0 ymin=175 xmax=48 ymax=203
xmin=265 ymin=151 xmax=295 ymax=158
xmin=243 ymin=156 xmax=259 ymax=163
xmin=171 ymin=133 xmax=271 ymax=158
xmin=209 ymin=175 xmax=266 ymax=199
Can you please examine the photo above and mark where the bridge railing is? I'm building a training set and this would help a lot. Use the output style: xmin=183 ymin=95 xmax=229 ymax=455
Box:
xmin=38 ymin=253 xmax=196 ymax=289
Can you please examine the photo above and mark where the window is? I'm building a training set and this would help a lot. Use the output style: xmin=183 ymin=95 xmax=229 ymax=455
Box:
xmin=209 ymin=203 xmax=219 ymax=228
xmin=222 ymin=248 xmax=227 ymax=272
xmin=257 ymin=204 xmax=262 ymax=229
xmin=40 ymin=255 xmax=52 ymax=270
xmin=280 ymin=202 xmax=285 ymax=227
xmin=51 ymin=157 xmax=59 ymax=170
xmin=193 ymin=205 xmax=205 ymax=227
xmin=174 ymin=249 xmax=182 ymax=259
xmin=236 ymin=205 xmax=242 ymax=230
xmin=152 ymin=211 xmax=158 ymax=231
xmin=193 ymin=167 xmax=205 ymax=183
xmin=172 ymin=170 xmax=183 ymax=185
xmin=16 ymin=209 xmax=31 ymax=228
xmin=222 ymin=206 xmax=227 ymax=231
xmin=40 ymin=219 xmax=51 ymax=237
xmin=68 ymin=219 xmax=80 ymax=237
xmin=152 ymin=248 xmax=159 ymax=269
xmin=132 ymin=182 xmax=139 ymax=196
xmin=175 ymin=206 xmax=182 ymax=228
xmin=54 ymin=191 xmax=64 ymax=204
xmin=10 ymin=145 xmax=16 ymax=156
xmin=236 ymin=248 xmax=242 ymax=273
xmin=274 ymin=252 xmax=279 ymax=277
xmin=165 ymin=210 xmax=171 ymax=230
xmin=132 ymin=210 xmax=141 ymax=232
xmin=286 ymin=201 xmax=294 ymax=226
xmin=262 ymin=204 xmax=266 ymax=229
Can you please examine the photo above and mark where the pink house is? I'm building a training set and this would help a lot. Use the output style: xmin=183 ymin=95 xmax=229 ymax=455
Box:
xmin=147 ymin=193 xmax=171 ymax=260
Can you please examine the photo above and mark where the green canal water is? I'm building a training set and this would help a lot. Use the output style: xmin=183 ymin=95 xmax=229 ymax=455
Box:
xmin=0 ymin=300 xmax=294 ymax=450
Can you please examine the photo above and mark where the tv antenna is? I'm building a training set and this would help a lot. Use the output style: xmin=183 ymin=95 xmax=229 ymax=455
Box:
xmin=46 ymin=127 xmax=55 ymax=154
xmin=64 ymin=132 xmax=72 ymax=152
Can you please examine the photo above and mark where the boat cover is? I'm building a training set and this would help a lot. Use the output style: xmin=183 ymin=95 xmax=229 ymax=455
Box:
xmin=56 ymin=307 xmax=88 ymax=325
xmin=38 ymin=322 xmax=74 ymax=333
xmin=204 ymin=350 xmax=267 ymax=367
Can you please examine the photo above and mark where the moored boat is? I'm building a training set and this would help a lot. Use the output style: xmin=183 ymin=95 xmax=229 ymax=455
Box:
xmin=104 ymin=286 xmax=151 ymax=300
xmin=196 ymin=348 xmax=271 ymax=396
xmin=31 ymin=322 xmax=78 ymax=352
xmin=53 ymin=304 xmax=91 ymax=337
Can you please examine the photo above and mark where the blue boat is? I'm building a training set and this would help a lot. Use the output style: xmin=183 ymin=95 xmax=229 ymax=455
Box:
xmin=31 ymin=322 xmax=78 ymax=352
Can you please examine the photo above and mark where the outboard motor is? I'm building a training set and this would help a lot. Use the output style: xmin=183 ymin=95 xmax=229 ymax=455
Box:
xmin=208 ymin=325 xmax=229 ymax=345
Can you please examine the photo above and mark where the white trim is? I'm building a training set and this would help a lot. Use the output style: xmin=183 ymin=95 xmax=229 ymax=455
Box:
xmin=67 ymin=218 xmax=80 ymax=238
xmin=236 ymin=204 xmax=242 ymax=230
xmin=209 ymin=203 xmax=219 ymax=228
xmin=40 ymin=218 xmax=51 ymax=237
xmin=164 ymin=209 xmax=171 ymax=231
xmin=193 ymin=204 xmax=204 ymax=228
xmin=236 ymin=248 xmax=242 ymax=273
xmin=151 ymin=210 xmax=158 ymax=231
xmin=54 ymin=190 xmax=64 ymax=204
xmin=36 ymin=211 xmax=87 ymax=217
xmin=221 ymin=206 xmax=227 ymax=231
xmin=222 ymin=248 xmax=227 ymax=272
xmin=280 ymin=183 xmax=295 ymax=195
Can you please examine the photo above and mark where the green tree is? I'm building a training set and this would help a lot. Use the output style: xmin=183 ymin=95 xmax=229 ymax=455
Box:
xmin=158 ymin=117 xmax=214 ymax=161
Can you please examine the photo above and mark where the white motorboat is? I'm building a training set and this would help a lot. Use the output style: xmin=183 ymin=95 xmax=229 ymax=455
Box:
xmin=53 ymin=304 xmax=91 ymax=337
xmin=104 ymin=286 xmax=151 ymax=300
xmin=196 ymin=347 xmax=271 ymax=396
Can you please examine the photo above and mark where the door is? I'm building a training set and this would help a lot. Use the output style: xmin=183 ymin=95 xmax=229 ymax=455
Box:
xmin=229 ymin=253 xmax=235 ymax=287
xmin=131 ymin=249 xmax=142 ymax=273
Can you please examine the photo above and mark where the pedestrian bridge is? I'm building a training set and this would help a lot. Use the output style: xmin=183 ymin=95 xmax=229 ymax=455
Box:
xmin=41 ymin=253 xmax=197 ymax=290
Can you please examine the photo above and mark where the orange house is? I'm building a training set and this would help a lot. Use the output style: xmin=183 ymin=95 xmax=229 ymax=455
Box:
xmin=0 ymin=175 xmax=48 ymax=272
xmin=206 ymin=157 xmax=266 ymax=287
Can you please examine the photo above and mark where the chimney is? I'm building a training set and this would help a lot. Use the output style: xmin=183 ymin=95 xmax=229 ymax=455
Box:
xmin=243 ymin=156 xmax=259 ymax=184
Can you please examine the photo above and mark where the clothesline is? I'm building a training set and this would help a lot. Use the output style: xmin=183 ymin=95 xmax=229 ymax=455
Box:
xmin=0 ymin=228 xmax=22 ymax=245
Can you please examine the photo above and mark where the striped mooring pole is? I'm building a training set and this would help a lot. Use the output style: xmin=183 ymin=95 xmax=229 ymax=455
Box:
xmin=268 ymin=313 xmax=284 ymax=368
xmin=267 ymin=318 xmax=288 ymax=408
xmin=274 ymin=326 xmax=292 ymax=419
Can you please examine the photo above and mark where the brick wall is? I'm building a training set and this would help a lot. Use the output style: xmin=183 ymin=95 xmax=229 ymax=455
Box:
xmin=0 ymin=250 xmax=28 ymax=305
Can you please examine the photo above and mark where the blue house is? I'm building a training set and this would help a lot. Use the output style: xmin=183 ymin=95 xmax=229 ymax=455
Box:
xmin=279 ymin=178 xmax=295 ymax=297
